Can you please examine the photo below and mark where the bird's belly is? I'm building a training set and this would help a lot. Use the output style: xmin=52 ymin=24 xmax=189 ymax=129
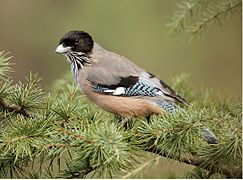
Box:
xmin=84 ymin=90 xmax=164 ymax=118
xmin=78 ymin=79 xmax=165 ymax=118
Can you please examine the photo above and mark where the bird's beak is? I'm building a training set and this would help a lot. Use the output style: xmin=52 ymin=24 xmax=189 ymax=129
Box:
xmin=55 ymin=44 xmax=71 ymax=54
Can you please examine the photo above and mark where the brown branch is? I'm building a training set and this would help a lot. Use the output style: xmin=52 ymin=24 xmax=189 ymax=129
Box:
xmin=57 ymin=128 xmax=93 ymax=143
xmin=145 ymin=147 xmax=242 ymax=178
xmin=66 ymin=144 xmax=241 ymax=178
xmin=0 ymin=98 xmax=31 ymax=117
xmin=43 ymin=143 xmax=75 ymax=149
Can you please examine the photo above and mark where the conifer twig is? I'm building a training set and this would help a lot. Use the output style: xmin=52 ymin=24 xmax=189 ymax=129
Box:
xmin=167 ymin=0 xmax=242 ymax=37
xmin=190 ymin=0 xmax=242 ymax=35
xmin=145 ymin=148 xmax=242 ymax=178
xmin=0 ymin=98 xmax=31 ymax=117
xmin=121 ymin=156 xmax=161 ymax=179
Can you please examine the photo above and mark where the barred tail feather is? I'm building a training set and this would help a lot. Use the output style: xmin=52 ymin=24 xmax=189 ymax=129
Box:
xmin=201 ymin=127 xmax=218 ymax=144
xmin=152 ymin=99 xmax=178 ymax=113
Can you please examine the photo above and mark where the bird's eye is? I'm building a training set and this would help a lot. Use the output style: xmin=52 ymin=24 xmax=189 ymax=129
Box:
xmin=62 ymin=42 xmax=67 ymax=47
xmin=75 ymin=38 xmax=79 ymax=45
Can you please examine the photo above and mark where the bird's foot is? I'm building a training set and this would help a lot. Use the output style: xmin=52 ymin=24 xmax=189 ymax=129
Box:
xmin=115 ymin=115 xmax=132 ymax=130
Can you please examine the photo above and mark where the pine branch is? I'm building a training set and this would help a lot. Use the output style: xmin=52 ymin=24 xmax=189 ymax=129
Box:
xmin=0 ymin=51 xmax=12 ymax=78
xmin=167 ymin=0 xmax=242 ymax=37
xmin=59 ymin=156 xmax=97 ymax=178
xmin=167 ymin=0 xmax=201 ymax=34
xmin=133 ymin=106 xmax=242 ymax=178
xmin=0 ymin=98 xmax=31 ymax=117
xmin=145 ymin=147 xmax=242 ymax=178
xmin=9 ymin=73 xmax=44 ymax=113
xmin=189 ymin=0 xmax=242 ymax=35
xmin=0 ymin=72 xmax=44 ymax=118
xmin=121 ymin=156 xmax=161 ymax=179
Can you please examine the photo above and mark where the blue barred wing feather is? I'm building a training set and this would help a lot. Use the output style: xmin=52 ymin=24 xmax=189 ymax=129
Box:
xmin=91 ymin=76 xmax=163 ymax=97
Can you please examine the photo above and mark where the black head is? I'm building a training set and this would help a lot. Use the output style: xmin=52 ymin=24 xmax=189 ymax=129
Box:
xmin=56 ymin=30 xmax=94 ymax=54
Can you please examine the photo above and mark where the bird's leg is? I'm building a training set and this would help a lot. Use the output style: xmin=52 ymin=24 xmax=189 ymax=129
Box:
xmin=114 ymin=115 xmax=131 ymax=130
xmin=146 ymin=115 xmax=151 ymax=124
xmin=122 ymin=118 xmax=131 ymax=130
xmin=115 ymin=114 xmax=123 ymax=123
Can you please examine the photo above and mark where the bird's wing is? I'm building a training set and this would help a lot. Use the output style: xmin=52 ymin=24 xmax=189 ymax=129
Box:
xmin=141 ymin=72 xmax=189 ymax=105
xmin=87 ymin=51 xmax=189 ymax=105
xmin=87 ymin=50 xmax=141 ymax=87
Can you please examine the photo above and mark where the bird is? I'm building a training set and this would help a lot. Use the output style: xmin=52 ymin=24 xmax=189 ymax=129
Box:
xmin=55 ymin=30 xmax=218 ymax=144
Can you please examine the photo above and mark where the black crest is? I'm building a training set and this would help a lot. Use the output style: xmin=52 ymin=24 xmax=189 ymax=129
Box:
xmin=59 ymin=30 xmax=94 ymax=53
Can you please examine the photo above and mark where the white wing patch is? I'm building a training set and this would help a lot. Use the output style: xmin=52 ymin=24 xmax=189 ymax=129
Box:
xmin=103 ymin=89 xmax=116 ymax=93
xmin=104 ymin=87 xmax=126 ymax=95
xmin=112 ymin=87 xmax=125 ymax=95
xmin=155 ymin=91 xmax=163 ymax=96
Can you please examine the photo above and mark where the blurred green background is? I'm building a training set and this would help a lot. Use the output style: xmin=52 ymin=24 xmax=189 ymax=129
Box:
xmin=0 ymin=0 xmax=241 ymax=178
xmin=0 ymin=0 xmax=241 ymax=98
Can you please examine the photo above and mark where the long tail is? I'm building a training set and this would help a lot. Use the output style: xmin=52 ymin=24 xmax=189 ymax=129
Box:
xmin=153 ymin=99 xmax=218 ymax=144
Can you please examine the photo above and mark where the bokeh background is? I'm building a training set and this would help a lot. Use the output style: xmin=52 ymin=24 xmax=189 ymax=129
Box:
xmin=0 ymin=0 xmax=241 ymax=98
xmin=0 ymin=0 xmax=241 ymax=178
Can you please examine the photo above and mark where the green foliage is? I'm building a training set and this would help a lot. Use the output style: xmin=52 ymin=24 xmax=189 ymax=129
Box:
xmin=0 ymin=51 xmax=12 ymax=78
xmin=0 ymin=80 xmax=12 ymax=99
xmin=167 ymin=0 xmax=242 ymax=38
xmin=9 ymin=73 xmax=44 ymax=112
xmin=0 ymin=51 xmax=241 ymax=179
xmin=186 ymin=168 xmax=225 ymax=178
